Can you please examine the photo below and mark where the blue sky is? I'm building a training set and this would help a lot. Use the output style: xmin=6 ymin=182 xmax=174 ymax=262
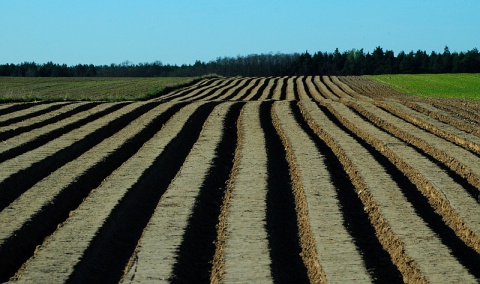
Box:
xmin=1 ymin=0 xmax=479 ymax=65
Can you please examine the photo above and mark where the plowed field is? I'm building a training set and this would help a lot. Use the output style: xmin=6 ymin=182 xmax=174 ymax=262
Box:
xmin=1 ymin=76 xmax=479 ymax=283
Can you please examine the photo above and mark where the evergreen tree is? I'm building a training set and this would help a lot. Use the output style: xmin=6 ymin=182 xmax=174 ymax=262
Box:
xmin=2 ymin=46 xmax=480 ymax=77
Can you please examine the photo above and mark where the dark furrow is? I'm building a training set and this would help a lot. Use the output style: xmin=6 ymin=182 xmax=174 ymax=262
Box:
xmin=0 ymin=102 xmax=51 ymax=116
xmin=188 ymin=79 xmax=235 ymax=101
xmin=300 ymin=102 xmax=428 ymax=282
xmin=237 ymin=78 xmax=262 ymax=100
xmin=160 ymin=78 xmax=222 ymax=102
xmin=432 ymin=101 xmax=480 ymax=125
xmin=0 ymin=103 xmax=99 ymax=142
xmin=272 ymin=101 xmax=325 ymax=282
xmin=374 ymin=103 xmax=480 ymax=159
xmin=221 ymin=78 xmax=254 ymax=101
xmin=347 ymin=106 xmax=480 ymax=203
xmin=301 ymin=76 xmax=313 ymax=100
xmin=405 ymin=102 xmax=480 ymax=138
xmin=205 ymin=79 xmax=241 ymax=100
xmin=169 ymin=78 xmax=215 ymax=95
xmin=279 ymin=77 xmax=288 ymax=100
xmin=0 ymin=103 xmax=69 ymax=127
xmin=170 ymin=102 xmax=244 ymax=283
xmin=292 ymin=77 xmax=299 ymax=100
xmin=266 ymin=77 xmax=279 ymax=100
xmin=0 ymin=103 xmax=185 ymax=283
xmin=0 ymin=103 xmax=126 ymax=163
xmin=0 ymin=102 xmax=158 ymax=212
xmin=197 ymin=78 xmax=217 ymax=87
xmin=259 ymin=101 xmax=310 ymax=283
xmin=250 ymin=77 xmax=269 ymax=101
xmin=321 ymin=103 xmax=480 ymax=279
xmin=330 ymin=76 xmax=362 ymax=99
xmin=310 ymin=76 xmax=328 ymax=100
xmin=206 ymin=79 xmax=239 ymax=101
xmin=373 ymin=147 xmax=480 ymax=277
xmin=319 ymin=77 xmax=339 ymax=99
xmin=158 ymin=87 xmax=195 ymax=102
xmin=291 ymin=102 xmax=403 ymax=283
xmin=67 ymin=102 xmax=217 ymax=283
xmin=326 ymin=76 xmax=350 ymax=99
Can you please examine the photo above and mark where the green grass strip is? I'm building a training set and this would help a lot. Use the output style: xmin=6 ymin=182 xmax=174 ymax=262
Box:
xmin=368 ymin=74 xmax=480 ymax=101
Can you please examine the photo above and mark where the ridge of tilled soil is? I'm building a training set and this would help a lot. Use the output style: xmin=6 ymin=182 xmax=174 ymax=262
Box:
xmin=1 ymin=76 xmax=479 ymax=283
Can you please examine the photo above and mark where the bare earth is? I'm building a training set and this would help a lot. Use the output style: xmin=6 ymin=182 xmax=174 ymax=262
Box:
xmin=1 ymin=76 xmax=479 ymax=283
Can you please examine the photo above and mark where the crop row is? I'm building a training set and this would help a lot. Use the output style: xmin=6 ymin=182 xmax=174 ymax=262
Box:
xmin=0 ymin=76 xmax=479 ymax=282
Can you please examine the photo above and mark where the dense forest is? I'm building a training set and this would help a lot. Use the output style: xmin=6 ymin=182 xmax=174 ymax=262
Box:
xmin=1 ymin=46 xmax=479 ymax=77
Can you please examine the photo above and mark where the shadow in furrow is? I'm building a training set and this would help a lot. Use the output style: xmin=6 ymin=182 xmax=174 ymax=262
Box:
xmin=260 ymin=101 xmax=310 ymax=283
xmin=292 ymin=77 xmax=299 ymax=100
xmin=67 ymin=102 xmax=217 ymax=283
xmin=291 ymin=103 xmax=403 ymax=283
xmin=250 ymin=78 xmax=269 ymax=101
xmin=368 ymin=142 xmax=480 ymax=278
xmin=0 ymin=103 xmax=68 ymax=127
xmin=0 ymin=103 xmax=126 ymax=163
xmin=238 ymin=78 xmax=261 ymax=100
xmin=160 ymin=78 xmax=220 ymax=102
xmin=310 ymin=77 xmax=327 ymax=100
xmin=0 ymin=102 xmax=51 ymax=116
xmin=267 ymin=77 xmax=279 ymax=100
xmin=321 ymin=103 xmax=480 ymax=279
xmin=319 ymin=76 xmax=339 ymax=99
xmin=376 ymin=104 xmax=480 ymax=160
xmin=222 ymin=78 xmax=254 ymax=101
xmin=301 ymin=76 xmax=313 ymax=100
xmin=191 ymin=79 xmax=235 ymax=101
xmin=0 ymin=102 xmax=156 ymax=212
xmin=0 ymin=103 xmax=99 ymax=142
xmin=279 ymin=77 xmax=288 ymax=100
xmin=348 ymin=106 xmax=480 ymax=203
xmin=0 ymin=103 xmax=185 ymax=283
xmin=170 ymin=102 xmax=244 ymax=283
xmin=206 ymin=80 xmax=237 ymax=101
xmin=423 ymin=151 xmax=480 ymax=203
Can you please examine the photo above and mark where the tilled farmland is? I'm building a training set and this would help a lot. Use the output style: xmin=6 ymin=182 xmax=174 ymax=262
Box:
xmin=1 ymin=76 xmax=480 ymax=283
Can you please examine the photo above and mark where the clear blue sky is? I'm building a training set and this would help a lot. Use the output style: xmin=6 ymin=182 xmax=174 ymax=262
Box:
xmin=1 ymin=0 xmax=479 ymax=66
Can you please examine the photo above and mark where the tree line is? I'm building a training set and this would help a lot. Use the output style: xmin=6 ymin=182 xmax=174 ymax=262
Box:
xmin=1 ymin=46 xmax=479 ymax=77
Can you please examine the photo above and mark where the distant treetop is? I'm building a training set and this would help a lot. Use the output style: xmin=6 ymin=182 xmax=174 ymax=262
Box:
xmin=1 ymin=47 xmax=479 ymax=77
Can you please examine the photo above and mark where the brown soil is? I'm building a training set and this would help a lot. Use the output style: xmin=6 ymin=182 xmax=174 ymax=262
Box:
xmin=1 ymin=76 xmax=479 ymax=283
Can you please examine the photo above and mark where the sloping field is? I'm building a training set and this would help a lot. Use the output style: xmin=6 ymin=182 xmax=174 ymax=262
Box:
xmin=1 ymin=76 xmax=479 ymax=283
